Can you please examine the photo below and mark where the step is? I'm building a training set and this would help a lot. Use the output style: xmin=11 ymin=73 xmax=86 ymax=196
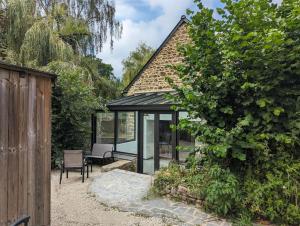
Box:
xmin=100 ymin=160 xmax=134 ymax=172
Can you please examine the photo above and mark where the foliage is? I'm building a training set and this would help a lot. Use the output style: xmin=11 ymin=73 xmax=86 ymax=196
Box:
xmin=45 ymin=61 xmax=99 ymax=165
xmin=201 ymin=165 xmax=241 ymax=215
xmin=0 ymin=0 xmax=121 ymax=63
xmin=153 ymin=163 xmax=185 ymax=194
xmin=154 ymin=162 xmax=241 ymax=216
xmin=122 ymin=42 xmax=155 ymax=86
xmin=80 ymin=55 xmax=122 ymax=104
xmin=243 ymin=159 xmax=300 ymax=224
xmin=0 ymin=0 xmax=122 ymax=166
xmin=164 ymin=0 xmax=300 ymax=224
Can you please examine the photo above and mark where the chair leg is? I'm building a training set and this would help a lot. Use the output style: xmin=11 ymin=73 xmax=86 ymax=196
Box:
xmin=87 ymin=164 xmax=89 ymax=178
xmin=82 ymin=166 xmax=85 ymax=183
xmin=59 ymin=167 xmax=63 ymax=184
xmin=91 ymin=161 xmax=93 ymax=172
xmin=66 ymin=170 xmax=68 ymax=178
xmin=81 ymin=168 xmax=82 ymax=175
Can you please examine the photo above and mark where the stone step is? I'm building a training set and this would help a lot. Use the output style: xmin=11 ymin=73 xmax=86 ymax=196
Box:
xmin=100 ymin=160 xmax=133 ymax=172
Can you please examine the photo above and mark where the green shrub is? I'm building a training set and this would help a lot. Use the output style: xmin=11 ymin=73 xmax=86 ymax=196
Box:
xmin=154 ymin=162 xmax=241 ymax=216
xmin=203 ymin=165 xmax=241 ymax=216
xmin=165 ymin=0 xmax=300 ymax=224
xmin=153 ymin=163 xmax=185 ymax=194
xmin=46 ymin=62 xmax=99 ymax=167
xmin=244 ymin=161 xmax=300 ymax=225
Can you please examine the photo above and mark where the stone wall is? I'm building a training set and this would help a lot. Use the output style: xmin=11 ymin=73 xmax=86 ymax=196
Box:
xmin=161 ymin=185 xmax=203 ymax=208
xmin=126 ymin=23 xmax=190 ymax=96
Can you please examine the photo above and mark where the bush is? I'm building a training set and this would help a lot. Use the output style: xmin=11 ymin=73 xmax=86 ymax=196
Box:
xmin=165 ymin=0 xmax=300 ymax=224
xmin=46 ymin=61 xmax=99 ymax=166
xmin=153 ymin=163 xmax=185 ymax=194
xmin=154 ymin=162 xmax=241 ymax=216
xmin=202 ymin=165 xmax=241 ymax=216
xmin=244 ymin=161 xmax=300 ymax=225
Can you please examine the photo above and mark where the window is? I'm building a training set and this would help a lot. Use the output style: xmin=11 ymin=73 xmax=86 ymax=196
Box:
xmin=178 ymin=112 xmax=195 ymax=162
xmin=96 ymin=112 xmax=114 ymax=144
xmin=117 ymin=112 xmax=136 ymax=143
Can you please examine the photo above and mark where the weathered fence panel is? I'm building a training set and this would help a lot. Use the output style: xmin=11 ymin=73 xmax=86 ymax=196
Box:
xmin=0 ymin=62 xmax=55 ymax=226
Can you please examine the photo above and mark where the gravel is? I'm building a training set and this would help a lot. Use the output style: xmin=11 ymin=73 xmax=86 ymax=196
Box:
xmin=51 ymin=168 xmax=171 ymax=226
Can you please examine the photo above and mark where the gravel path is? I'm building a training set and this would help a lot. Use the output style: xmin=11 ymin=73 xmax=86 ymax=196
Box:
xmin=51 ymin=168 xmax=172 ymax=226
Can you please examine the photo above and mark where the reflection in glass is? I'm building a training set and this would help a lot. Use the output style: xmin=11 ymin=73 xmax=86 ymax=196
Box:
xmin=96 ymin=112 xmax=114 ymax=144
xmin=116 ymin=112 xmax=138 ymax=154
xmin=117 ymin=112 xmax=136 ymax=143
xmin=178 ymin=112 xmax=195 ymax=162
xmin=159 ymin=114 xmax=172 ymax=168
xmin=143 ymin=114 xmax=155 ymax=174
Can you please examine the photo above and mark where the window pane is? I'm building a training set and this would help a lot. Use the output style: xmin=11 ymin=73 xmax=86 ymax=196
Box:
xmin=159 ymin=114 xmax=172 ymax=168
xmin=96 ymin=112 xmax=114 ymax=144
xmin=143 ymin=113 xmax=154 ymax=174
xmin=116 ymin=112 xmax=137 ymax=154
xmin=178 ymin=112 xmax=195 ymax=162
xmin=117 ymin=112 xmax=136 ymax=143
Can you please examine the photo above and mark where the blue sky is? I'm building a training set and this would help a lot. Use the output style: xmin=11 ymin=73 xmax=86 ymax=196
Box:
xmin=98 ymin=0 xmax=281 ymax=79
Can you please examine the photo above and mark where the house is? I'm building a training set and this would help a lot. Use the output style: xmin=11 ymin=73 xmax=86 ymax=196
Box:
xmin=92 ymin=16 xmax=197 ymax=174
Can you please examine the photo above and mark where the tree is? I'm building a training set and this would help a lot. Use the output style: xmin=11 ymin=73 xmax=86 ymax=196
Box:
xmin=0 ymin=0 xmax=123 ymax=166
xmin=122 ymin=42 xmax=155 ymax=86
xmin=80 ymin=55 xmax=122 ymax=105
xmin=0 ymin=0 xmax=122 ymax=66
xmin=169 ymin=0 xmax=300 ymax=224
xmin=46 ymin=61 xmax=99 ymax=165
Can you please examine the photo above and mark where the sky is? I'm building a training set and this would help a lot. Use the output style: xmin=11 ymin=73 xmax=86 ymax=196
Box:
xmin=98 ymin=0 xmax=282 ymax=79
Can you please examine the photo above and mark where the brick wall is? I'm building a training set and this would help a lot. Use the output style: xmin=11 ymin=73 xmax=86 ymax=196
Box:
xmin=126 ymin=23 xmax=190 ymax=96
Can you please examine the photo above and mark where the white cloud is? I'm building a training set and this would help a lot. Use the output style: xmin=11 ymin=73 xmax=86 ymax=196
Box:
xmin=98 ymin=0 xmax=195 ymax=78
xmin=115 ymin=1 xmax=138 ymax=20
xmin=99 ymin=0 xmax=282 ymax=79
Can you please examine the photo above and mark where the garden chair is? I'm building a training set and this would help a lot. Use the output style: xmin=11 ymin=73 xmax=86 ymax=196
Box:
xmin=84 ymin=144 xmax=114 ymax=172
xmin=10 ymin=216 xmax=30 ymax=226
xmin=59 ymin=150 xmax=88 ymax=184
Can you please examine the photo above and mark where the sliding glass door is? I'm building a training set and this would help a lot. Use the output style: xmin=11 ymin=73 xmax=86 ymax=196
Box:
xmin=158 ymin=114 xmax=173 ymax=168
xmin=142 ymin=113 xmax=155 ymax=174
xmin=140 ymin=112 xmax=175 ymax=174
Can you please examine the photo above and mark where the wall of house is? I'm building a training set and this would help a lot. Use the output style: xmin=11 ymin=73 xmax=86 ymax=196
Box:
xmin=126 ymin=23 xmax=190 ymax=96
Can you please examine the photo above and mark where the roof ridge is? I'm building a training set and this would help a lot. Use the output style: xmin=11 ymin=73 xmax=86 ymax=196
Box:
xmin=122 ymin=15 xmax=189 ymax=94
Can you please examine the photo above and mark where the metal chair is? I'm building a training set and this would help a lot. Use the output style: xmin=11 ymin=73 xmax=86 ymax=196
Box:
xmin=59 ymin=150 xmax=88 ymax=184
xmin=10 ymin=215 xmax=30 ymax=226
xmin=84 ymin=144 xmax=114 ymax=172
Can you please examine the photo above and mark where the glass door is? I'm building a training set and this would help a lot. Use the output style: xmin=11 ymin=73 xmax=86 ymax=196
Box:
xmin=140 ymin=112 xmax=175 ymax=174
xmin=158 ymin=114 xmax=173 ymax=168
xmin=142 ymin=113 xmax=155 ymax=174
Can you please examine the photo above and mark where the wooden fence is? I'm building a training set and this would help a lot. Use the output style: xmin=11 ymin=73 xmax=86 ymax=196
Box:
xmin=0 ymin=63 xmax=55 ymax=226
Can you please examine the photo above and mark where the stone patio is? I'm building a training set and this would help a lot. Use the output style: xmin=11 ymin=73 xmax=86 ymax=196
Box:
xmin=89 ymin=169 xmax=231 ymax=226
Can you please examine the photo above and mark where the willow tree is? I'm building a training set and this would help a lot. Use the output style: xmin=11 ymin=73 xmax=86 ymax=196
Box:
xmin=0 ymin=0 xmax=123 ymax=166
xmin=1 ymin=0 xmax=122 ymax=66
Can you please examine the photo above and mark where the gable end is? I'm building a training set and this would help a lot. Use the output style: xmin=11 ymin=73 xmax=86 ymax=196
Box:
xmin=123 ymin=16 xmax=190 ymax=96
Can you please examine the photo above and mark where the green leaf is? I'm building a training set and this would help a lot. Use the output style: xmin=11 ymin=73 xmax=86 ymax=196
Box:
xmin=273 ymin=107 xmax=284 ymax=116
xmin=256 ymin=99 xmax=267 ymax=108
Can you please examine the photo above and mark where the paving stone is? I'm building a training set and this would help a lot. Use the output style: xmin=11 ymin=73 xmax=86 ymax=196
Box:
xmin=90 ymin=169 xmax=231 ymax=226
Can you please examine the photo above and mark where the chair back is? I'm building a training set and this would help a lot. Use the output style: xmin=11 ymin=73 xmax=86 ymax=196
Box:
xmin=64 ymin=150 xmax=83 ymax=167
xmin=92 ymin=144 xmax=113 ymax=157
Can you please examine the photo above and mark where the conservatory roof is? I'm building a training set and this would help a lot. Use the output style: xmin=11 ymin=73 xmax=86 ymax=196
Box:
xmin=106 ymin=92 xmax=176 ymax=111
